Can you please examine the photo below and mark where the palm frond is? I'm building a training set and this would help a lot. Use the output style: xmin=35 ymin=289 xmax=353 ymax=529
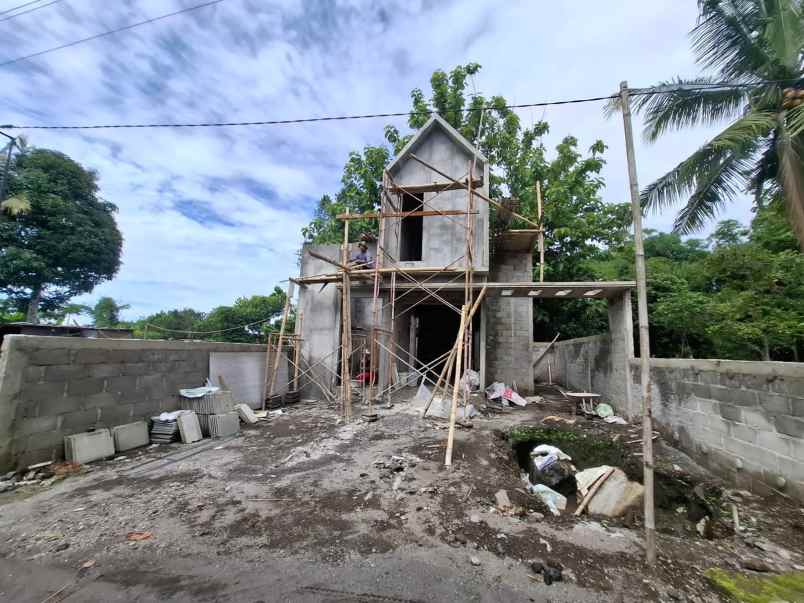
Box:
xmin=629 ymin=77 xmax=750 ymax=141
xmin=692 ymin=0 xmax=770 ymax=79
xmin=709 ymin=110 xmax=776 ymax=150
xmin=776 ymin=125 xmax=804 ymax=249
xmin=787 ymin=104 xmax=804 ymax=138
xmin=763 ymin=0 xmax=803 ymax=69
xmin=674 ymin=146 xmax=757 ymax=233
xmin=1 ymin=193 xmax=31 ymax=216
xmin=641 ymin=119 xmax=760 ymax=219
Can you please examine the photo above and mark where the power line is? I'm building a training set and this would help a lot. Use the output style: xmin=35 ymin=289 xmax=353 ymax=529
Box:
xmin=0 ymin=0 xmax=227 ymax=68
xmin=0 ymin=79 xmax=798 ymax=131
xmin=0 ymin=0 xmax=46 ymax=16
xmin=0 ymin=0 xmax=65 ymax=23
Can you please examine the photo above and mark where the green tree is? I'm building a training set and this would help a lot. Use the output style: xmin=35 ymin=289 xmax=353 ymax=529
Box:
xmin=197 ymin=288 xmax=289 ymax=343
xmin=89 ymin=297 xmax=131 ymax=328
xmin=134 ymin=308 xmax=206 ymax=339
xmin=612 ymin=0 xmax=804 ymax=245
xmin=0 ymin=148 xmax=122 ymax=323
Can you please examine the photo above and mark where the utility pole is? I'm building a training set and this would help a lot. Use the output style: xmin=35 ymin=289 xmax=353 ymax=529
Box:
xmin=619 ymin=81 xmax=656 ymax=566
xmin=0 ymin=131 xmax=16 ymax=201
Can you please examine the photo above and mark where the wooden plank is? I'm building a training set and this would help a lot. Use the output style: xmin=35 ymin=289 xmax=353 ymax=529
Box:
xmin=308 ymin=249 xmax=350 ymax=271
xmin=337 ymin=209 xmax=477 ymax=220
xmin=444 ymin=304 xmax=468 ymax=467
xmin=574 ymin=467 xmax=615 ymax=516
xmin=408 ymin=153 xmax=541 ymax=230
xmin=388 ymin=179 xmax=482 ymax=195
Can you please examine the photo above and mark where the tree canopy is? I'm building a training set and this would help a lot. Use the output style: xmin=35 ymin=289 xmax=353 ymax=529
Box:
xmin=0 ymin=147 xmax=123 ymax=323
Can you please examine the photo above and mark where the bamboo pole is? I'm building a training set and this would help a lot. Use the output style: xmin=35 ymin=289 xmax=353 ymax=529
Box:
xmin=293 ymin=310 xmax=303 ymax=391
xmin=341 ymin=210 xmax=352 ymax=420
xmin=620 ymin=80 xmax=656 ymax=566
xmin=445 ymin=304 xmax=468 ymax=467
xmin=537 ymin=180 xmax=545 ymax=283
xmin=267 ymin=281 xmax=294 ymax=405
xmin=408 ymin=153 xmax=541 ymax=229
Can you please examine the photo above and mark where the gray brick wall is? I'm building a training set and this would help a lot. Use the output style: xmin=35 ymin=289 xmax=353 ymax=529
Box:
xmin=631 ymin=358 xmax=804 ymax=502
xmin=485 ymin=250 xmax=533 ymax=393
xmin=0 ymin=335 xmax=266 ymax=469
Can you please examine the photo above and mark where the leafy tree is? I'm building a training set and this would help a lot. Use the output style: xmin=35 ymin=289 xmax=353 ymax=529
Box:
xmin=89 ymin=297 xmax=131 ymax=328
xmin=197 ymin=289 xmax=289 ymax=343
xmin=0 ymin=148 xmax=122 ymax=323
xmin=134 ymin=308 xmax=205 ymax=339
xmin=610 ymin=0 xmax=804 ymax=246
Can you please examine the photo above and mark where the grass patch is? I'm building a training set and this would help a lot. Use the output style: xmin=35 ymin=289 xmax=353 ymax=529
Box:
xmin=705 ymin=569 xmax=804 ymax=602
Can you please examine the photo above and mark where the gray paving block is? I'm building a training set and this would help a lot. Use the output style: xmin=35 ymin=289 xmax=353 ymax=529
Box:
xmin=235 ymin=403 xmax=259 ymax=424
xmin=179 ymin=390 xmax=234 ymax=414
xmin=177 ymin=412 xmax=203 ymax=444
xmin=64 ymin=429 xmax=115 ymax=464
xmin=208 ymin=412 xmax=239 ymax=438
xmin=111 ymin=421 xmax=150 ymax=452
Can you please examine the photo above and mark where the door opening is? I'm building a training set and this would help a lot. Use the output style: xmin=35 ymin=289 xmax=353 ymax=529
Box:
xmin=400 ymin=191 xmax=423 ymax=261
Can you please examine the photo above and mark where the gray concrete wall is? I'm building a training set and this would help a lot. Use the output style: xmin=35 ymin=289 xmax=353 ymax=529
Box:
xmin=389 ymin=127 xmax=489 ymax=271
xmin=485 ymin=251 xmax=533 ymax=392
xmin=0 ymin=335 xmax=268 ymax=470
xmin=298 ymin=244 xmax=342 ymax=399
xmin=631 ymin=358 xmax=804 ymax=501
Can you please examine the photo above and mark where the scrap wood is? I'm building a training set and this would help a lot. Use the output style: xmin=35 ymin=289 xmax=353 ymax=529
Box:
xmin=542 ymin=415 xmax=575 ymax=425
xmin=574 ymin=467 xmax=615 ymax=516
xmin=126 ymin=531 xmax=152 ymax=541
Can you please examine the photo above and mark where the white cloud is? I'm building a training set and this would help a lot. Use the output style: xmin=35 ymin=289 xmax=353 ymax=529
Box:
xmin=0 ymin=0 xmax=753 ymax=319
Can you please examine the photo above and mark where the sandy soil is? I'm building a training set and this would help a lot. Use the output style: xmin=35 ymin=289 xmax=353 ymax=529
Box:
xmin=1 ymin=390 xmax=802 ymax=602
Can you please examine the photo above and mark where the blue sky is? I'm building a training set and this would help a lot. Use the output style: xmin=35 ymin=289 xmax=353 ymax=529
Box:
xmin=0 ymin=0 xmax=754 ymax=319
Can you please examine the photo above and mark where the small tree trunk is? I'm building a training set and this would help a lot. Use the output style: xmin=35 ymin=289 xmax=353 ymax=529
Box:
xmin=26 ymin=287 xmax=42 ymax=324
xmin=793 ymin=344 xmax=799 ymax=363
xmin=761 ymin=335 xmax=771 ymax=361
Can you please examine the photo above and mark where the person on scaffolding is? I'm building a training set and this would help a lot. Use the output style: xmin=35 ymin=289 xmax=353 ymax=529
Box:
xmin=350 ymin=239 xmax=374 ymax=269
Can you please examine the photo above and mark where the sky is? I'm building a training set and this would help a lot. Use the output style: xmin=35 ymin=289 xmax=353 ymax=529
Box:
xmin=0 ymin=0 xmax=755 ymax=320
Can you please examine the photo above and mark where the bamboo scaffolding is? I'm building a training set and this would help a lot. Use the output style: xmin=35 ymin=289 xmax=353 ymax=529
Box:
xmin=537 ymin=180 xmax=545 ymax=283
xmin=293 ymin=310 xmax=303 ymax=391
xmin=445 ymin=304 xmax=469 ymax=467
xmin=264 ymin=282 xmax=294 ymax=410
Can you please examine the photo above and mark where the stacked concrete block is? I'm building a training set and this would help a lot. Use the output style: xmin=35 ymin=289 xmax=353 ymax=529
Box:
xmin=179 ymin=390 xmax=236 ymax=436
xmin=111 ymin=421 xmax=149 ymax=452
xmin=176 ymin=412 xmax=203 ymax=444
xmin=208 ymin=412 xmax=239 ymax=438
xmin=64 ymin=429 xmax=114 ymax=464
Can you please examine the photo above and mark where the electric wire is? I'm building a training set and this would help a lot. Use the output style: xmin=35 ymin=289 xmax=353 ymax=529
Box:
xmin=0 ymin=0 xmax=227 ymax=68
xmin=0 ymin=78 xmax=799 ymax=131
xmin=0 ymin=0 xmax=65 ymax=23
xmin=0 ymin=0 xmax=46 ymax=16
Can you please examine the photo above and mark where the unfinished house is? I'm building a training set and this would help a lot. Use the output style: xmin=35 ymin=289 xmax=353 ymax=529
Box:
xmin=295 ymin=115 xmax=636 ymax=424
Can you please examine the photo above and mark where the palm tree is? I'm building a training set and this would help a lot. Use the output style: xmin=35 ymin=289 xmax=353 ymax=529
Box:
xmin=0 ymin=134 xmax=30 ymax=215
xmin=616 ymin=0 xmax=804 ymax=246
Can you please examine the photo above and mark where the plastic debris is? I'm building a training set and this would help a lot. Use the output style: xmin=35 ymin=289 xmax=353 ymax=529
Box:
xmin=595 ymin=403 xmax=614 ymax=418
xmin=527 ymin=484 xmax=567 ymax=516
xmin=178 ymin=386 xmax=220 ymax=398
xmin=604 ymin=415 xmax=627 ymax=424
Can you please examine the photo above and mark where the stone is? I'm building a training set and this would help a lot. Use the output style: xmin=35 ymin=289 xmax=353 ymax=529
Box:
xmin=741 ymin=557 xmax=773 ymax=572
xmin=176 ymin=412 xmax=203 ymax=444
xmin=586 ymin=468 xmax=644 ymax=517
xmin=64 ymin=429 xmax=114 ymax=464
xmin=111 ymin=421 xmax=150 ymax=452
xmin=494 ymin=489 xmax=512 ymax=512
xmin=470 ymin=556 xmax=480 ymax=566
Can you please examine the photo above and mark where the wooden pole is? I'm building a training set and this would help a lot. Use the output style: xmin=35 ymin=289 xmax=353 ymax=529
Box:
xmin=620 ymin=81 xmax=656 ymax=566
xmin=267 ymin=281 xmax=294 ymax=405
xmin=444 ymin=304 xmax=468 ymax=467
xmin=341 ymin=210 xmax=352 ymax=420
xmin=537 ymin=180 xmax=545 ymax=283
xmin=293 ymin=311 xmax=303 ymax=391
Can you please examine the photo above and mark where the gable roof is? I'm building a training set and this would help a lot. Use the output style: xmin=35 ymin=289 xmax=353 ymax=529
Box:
xmin=386 ymin=113 xmax=488 ymax=175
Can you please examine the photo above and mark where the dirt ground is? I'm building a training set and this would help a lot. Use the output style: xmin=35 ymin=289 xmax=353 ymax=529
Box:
xmin=1 ymin=389 xmax=803 ymax=602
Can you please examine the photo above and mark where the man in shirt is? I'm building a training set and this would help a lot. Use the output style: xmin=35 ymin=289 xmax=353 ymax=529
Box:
xmin=350 ymin=241 xmax=374 ymax=269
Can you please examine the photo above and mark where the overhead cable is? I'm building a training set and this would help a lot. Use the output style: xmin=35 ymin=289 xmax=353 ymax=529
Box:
xmin=0 ymin=0 xmax=227 ymax=67
xmin=0 ymin=0 xmax=65 ymax=23
xmin=0 ymin=79 xmax=799 ymax=131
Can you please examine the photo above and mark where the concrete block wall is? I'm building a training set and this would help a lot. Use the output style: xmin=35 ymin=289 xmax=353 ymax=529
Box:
xmin=631 ymin=358 xmax=804 ymax=502
xmin=0 ymin=335 xmax=266 ymax=470
xmin=485 ymin=250 xmax=533 ymax=393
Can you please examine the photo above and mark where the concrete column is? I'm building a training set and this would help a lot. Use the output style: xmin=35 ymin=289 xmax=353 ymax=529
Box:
xmin=607 ymin=290 xmax=635 ymax=416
